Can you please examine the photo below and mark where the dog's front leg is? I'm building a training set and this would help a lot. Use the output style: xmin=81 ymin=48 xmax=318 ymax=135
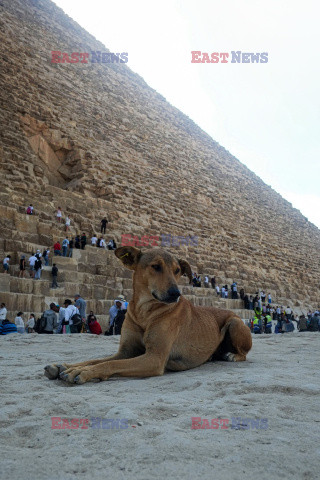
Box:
xmin=60 ymin=353 xmax=167 ymax=384
xmin=44 ymin=324 xmax=144 ymax=380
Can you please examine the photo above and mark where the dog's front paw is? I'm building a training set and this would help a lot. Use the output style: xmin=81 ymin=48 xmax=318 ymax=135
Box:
xmin=44 ymin=364 xmax=67 ymax=380
xmin=222 ymin=352 xmax=236 ymax=362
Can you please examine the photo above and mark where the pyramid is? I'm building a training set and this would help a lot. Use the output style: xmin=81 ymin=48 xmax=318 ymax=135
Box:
xmin=0 ymin=0 xmax=319 ymax=318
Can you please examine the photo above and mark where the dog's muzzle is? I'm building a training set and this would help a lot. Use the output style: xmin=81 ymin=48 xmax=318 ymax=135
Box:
xmin=152 ymin=287 xmax=181 ymax=304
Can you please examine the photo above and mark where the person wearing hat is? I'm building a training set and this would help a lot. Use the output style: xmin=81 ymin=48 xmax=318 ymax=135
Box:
xmin=19 ymin=255 xmax=26 ymax=278
xmin=117 ymin=294 xmax=128 ymax=310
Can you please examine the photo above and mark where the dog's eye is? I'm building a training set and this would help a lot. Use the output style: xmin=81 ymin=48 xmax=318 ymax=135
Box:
xmin=152 ymin=264 xmax=162 ymax=272
xmin=175 ymin=268 xmax=180 ymax=275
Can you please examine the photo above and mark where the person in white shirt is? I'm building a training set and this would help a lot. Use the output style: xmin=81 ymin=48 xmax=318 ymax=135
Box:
xmin=204 ymin=275 xmax=209 ymax=288
xmin=0 ymin=303 xmax=7 ymax=321
xmin=65 ymin=216 xmax=71 ymax=231
xmin=26 ymin=314 xmax=35 ymax=333
xmin=28 ymin=254 xmax=37 ymax=278
xmin=216 ymin=285 xmax=220 ymax=296
xmin=99 ymin=237 xmax=106 ymax=248
xmin=63 ymin=299 xmax=81 ymax=333
xmin=15 ymin=312 xmax=25 ymax=334
xmin=91 ymin=235 xmax=98 ymax=246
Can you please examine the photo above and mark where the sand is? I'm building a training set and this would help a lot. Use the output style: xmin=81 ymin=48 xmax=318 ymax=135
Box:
xmin=0 ymin=332 xmax=319 ymax=480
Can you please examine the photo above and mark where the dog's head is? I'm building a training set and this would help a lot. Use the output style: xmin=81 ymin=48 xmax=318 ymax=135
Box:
xmin=115 ymin=247 xmax=192 ymax=304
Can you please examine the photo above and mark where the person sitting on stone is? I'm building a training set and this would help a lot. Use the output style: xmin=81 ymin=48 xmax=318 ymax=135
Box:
xmin=88 ymin=315 xmax=102 ymax=335
xmin=26 ymin=204 xmax=34 ymax=215
xmin=107 ymin=239 xmax=117 ymax=250
xmin=0 ymin=303 xmax=7 ymax=322
xmin=308 ymin=313 xmax=319 ymax=332
xmin=15 ymin=312 xmax=25 ymax=334
xmin=99 ymin=237 xmax=106 ymax=248
xmin=26 ymin=314 xmax=36 ymax=333
xmin=91 ymin=235 xmax=98 ymax=247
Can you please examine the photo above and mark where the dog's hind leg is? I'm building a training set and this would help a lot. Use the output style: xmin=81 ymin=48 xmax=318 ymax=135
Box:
xmin=221 ymin=318 xmax=252 ymax=362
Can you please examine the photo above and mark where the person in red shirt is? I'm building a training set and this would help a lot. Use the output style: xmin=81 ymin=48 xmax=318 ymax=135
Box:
xmin=88 ymin=315 xmax=102 ymax=335
xmin=53 ymin=241 xmax=62 ymax=256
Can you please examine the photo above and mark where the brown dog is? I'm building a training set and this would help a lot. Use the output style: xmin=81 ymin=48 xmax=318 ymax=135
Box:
xmin=44 ymin=247 xmax=252 ymax=384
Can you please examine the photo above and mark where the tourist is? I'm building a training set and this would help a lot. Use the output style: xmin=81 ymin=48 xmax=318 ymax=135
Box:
xmin=53 ymin=240 xmax=62 ymax=256
xmin=3 ymin=255 xmax=11 ymax=274
xmin=261 ymin=291 xmax=266 ymax=303
xmin=215 ymin=285 xmax=220 ymax=296
xmin=51 ymin=304 xmax=66 ymax=334
xmin=243 ymin=294 xmax=249 ymax=310
xmin=117 ymin=294 xmax=128 ymax=310
xmin=19 ymin=255 xmax=26 ymax=278
xmin=107 ymin=239 xmax=117 ymax=250
xmin=204 ymin=275 xmax=209 ymax=288
xmin=42 ymin=303 xmax=58 ymax=334
xmin=75 ymin=235 xmax=81 ymax=249
xmin=268 ymin=293 xmax=272 ymax=304
xmin=51 ymin=263 xmax=59 ymax=289
xmin=253 ymin=315 xmax=262 ymax=334
xmin=15 ymin=312 xmax=25 ymax=334
xmin=285 ymin=306 xmax=292 ymax=320
xmin=68 ymin=238 xmax=74 ymax=257
xmin=99 ymin=237 xmax=106 ymax=248
xmin=80 ymin=233 xmax=87 ymax=250
xmin=56 ymin=207 xmax=62 ymax=223
xmin=100 ymin=217 xmax=108 ymax=234
xmin=249 ymin=295 xmax=253 ymax=310
xmin=88 ymin=315 xmax=102 ymax=335
xmin=74 ymin=294 xmax=86 ymax=323
xmin=265 ymin=314 xmax=272 ymax=334
xmin=63 ymin=299 xmax=81 ymax=333
xmin=43 ymin=248 xmax=50 ymax=266
xmin=107 ymin=299 xmax=123 ymax=335
xmin=28 ymin=253 xmax=37 ymax=278
xmin=62 ymin=237 xmax=69 ymax=257
xmin=211 ymin=277 xmax=216 ymax=289
xmin=65 ymin=216 xmax=71 ymax=232
xmin=34 ymin=254 xmax=42 ymax=280
xmin=26 ymin=204 xmax=34 ymax=215
xmin=26 ymin=314 xmax=35 ymax=333
xmin=0 ymin=303 xmax=8 ymax=321
xmin=91 ymin=234 xmax=98 ymax=247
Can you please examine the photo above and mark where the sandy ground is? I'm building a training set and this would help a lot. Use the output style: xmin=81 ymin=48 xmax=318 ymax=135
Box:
xmin=0 ymin=332 xmax=319 ymax=480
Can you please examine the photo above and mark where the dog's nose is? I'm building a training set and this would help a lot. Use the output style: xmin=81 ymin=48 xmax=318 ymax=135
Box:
xmin=166 ymin=286 xmax=181 ymax=302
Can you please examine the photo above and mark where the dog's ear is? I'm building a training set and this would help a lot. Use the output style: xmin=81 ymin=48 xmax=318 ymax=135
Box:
xmin=178 ymin=259 xmax=193 ymax=284
xmin=115 ymin=247 xmax=142 ymax=270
